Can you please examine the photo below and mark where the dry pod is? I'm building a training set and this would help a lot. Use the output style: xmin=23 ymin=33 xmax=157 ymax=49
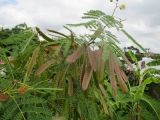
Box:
xmin=0 ymin=93 xmax=10 ymax=101
xmin=87 ymin=47 xmax=97 ymax=71
xmin=109 ymin=52 xmax=128 ymax=96
xmin=82 ymin=64 xmax=93 ymax=91
xmin=26 ymin=47 xmax=40 ymax=76
xmin=18 ymin=86 xmax=28 ymax=95
xmin=66 ymin=46 xmax=85 ymax=63
xmin=35 ymin=59 xmax=55 ymax=76
xmin=68 ymin=79 xmax=74 ymax=96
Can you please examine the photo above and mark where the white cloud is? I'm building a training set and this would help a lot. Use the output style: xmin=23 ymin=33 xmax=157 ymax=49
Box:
xmin=0 ymin=0 xmax=101 ymax=28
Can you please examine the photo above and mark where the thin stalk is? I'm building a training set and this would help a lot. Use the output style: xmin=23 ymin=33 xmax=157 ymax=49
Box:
xmin=29 ymin=87 xmax=63 ymax=91
xmin=11 ymin=96 xmax=26 ymax=120
xmin=21 ymin=34 xmax=35 ymax=53
xmin=112 ymin=2 xmax=119 ymax=16
xmin=61 ymin=64 xmax=70 ymax=83
xmin=23 ymin=73 xmax=28 ymax=84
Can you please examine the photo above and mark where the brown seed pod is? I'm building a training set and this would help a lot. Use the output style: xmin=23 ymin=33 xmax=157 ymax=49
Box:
xmin=35 ymin=59 xmax=55 ymax=76
xmin=99 ymin=84 xmax=107 ymax=97
xmin=112 ymin=55 xmax=127 ymax=93
xmin=26 ymin=47 xmax=40 ymax=76
xmin=0 ymin=93 xmax=10 ymax=102
xmin=120 ymin=69 xmax=128 ymax=82
xmin=66 ymin=46 xmax=85 ymax=63
xmin=68 ymin=79 xmax=74 ymax=96
xmin=87 ymin=47 xmax=97 ymax=71
xmin=94 ymin=49 xmax=105 ymax=82
xmin=109 ymin=53 xmax=118 ymax=96
xmin=18 ymin=86 xmax=28 ymax=95
xmin=82 ymin=64 xmax=93 ymax=91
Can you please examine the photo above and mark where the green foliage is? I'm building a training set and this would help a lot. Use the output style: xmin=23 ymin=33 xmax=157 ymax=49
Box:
xmin=147 ymin=59 xmax=160 ymax=66
xmin=0 ymin=24 xmax=38 ymax=57
xmin=0 ymin=93 xmax=52 ymax=120
xmin=122 ymin=29 xmax=146 ymax=52
xmin=0 ymin=2 xmax=159 ymax=120
xmin=141 ymin=95 xmax=160 ymax=120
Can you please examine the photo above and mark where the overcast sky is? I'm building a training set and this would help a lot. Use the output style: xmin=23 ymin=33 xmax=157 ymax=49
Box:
xmin=0 ymin=0 xmax=160 ymax=53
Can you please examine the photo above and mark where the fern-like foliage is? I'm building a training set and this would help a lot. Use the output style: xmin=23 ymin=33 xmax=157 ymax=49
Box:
xmin=0 ymin=93 xmax=52 ymax=120
xmin=0 ymin=24 xmax=38 ymax=57
xmin=140 ymin=95 xmax=160 ymax=120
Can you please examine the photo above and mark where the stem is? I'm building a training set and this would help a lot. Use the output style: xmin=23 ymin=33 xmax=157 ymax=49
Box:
xmin=112 ymin=2 xmax=119 ymax=16
xmin=11 ymin=96 xmax=26 ymax=120
xmin=21 ymin=34 xmax=35 ymax=53
xmin=23 ymin=73 xmax=29 ymax=84
xmin=29 ymin=87 xmax=63 ymax=91
xmin=32 ymin=80 xmax=50 ymax=87
xmin=60 ymin=64 xmax=70 ymax=83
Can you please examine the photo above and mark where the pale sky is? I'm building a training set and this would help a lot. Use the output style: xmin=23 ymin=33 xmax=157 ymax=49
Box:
xmin=0 ymin=0 xmax=160 ymax=53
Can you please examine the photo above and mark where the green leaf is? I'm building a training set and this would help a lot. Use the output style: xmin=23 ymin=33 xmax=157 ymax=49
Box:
xmin=48 ymin=29 xmax=70 ymax=39
xmin=147 ymin=60 xmax=160 ymax=66
xmin=144 ymin=77 xmax=160 ymax=85
xmin=131 ymin=85 xmax=145 ymax=101
xmin=143 ymin=68 xmax=160 ymax=76
xmin=127 ymin=50 xmax=137 ymax=63
xmin=36 ymin=27 xmax=53 ymax=42
xmin=121 ymin=29 xmax=146 ymax=52
xmin=141 ymin=95 xmax=160 ymax=120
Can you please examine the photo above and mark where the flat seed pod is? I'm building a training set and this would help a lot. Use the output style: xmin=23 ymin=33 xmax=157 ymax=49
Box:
xmin=80 ymin=60 xmax=86 ymax=85
xmin=66 ymin=46 xmax=84 ymax=63
xmin=87 ymin=47 xmax=97 ymax=71
xmin=37 ymin=51 xmax=44 ymax=67
xmin=35 ymin=59 xmax=55 ymax=76
xmin=82 ymin=64 xmax=93 ymax=91
xmin=94 ymin=49 xmax=102 ymax=59
xmin=116 ymin=72 xmax=127 ymax=93
xmin=99 ymin=94 xmax=109 ymax=115
xmin=26 ymin=47 xmax=40 ymax=76
xmin=99 ymin=84 xmax=107 ymax=97
xmin=48 ymin=44 xmax=60 ymax=51
xmin=113 ymin=55 xmax=127 ymax=93
xmin=68 ymin=79 xmax=74 ymax=96
xmin=18 ymin=86 xmax=28 ymax=95
xmin=0 ymin=93 xmax=10 ymax=101
xmin=109 ymin=53 xmax=118 ymax=96
xmin=120 ymin=69 xmax=128 ymax=82
xmin=94 ymin=49 xmax=105 ymax=82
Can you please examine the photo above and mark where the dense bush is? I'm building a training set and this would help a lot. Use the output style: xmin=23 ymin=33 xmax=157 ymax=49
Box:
xmin=0 ymin=1 xmax=160 ymax=120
